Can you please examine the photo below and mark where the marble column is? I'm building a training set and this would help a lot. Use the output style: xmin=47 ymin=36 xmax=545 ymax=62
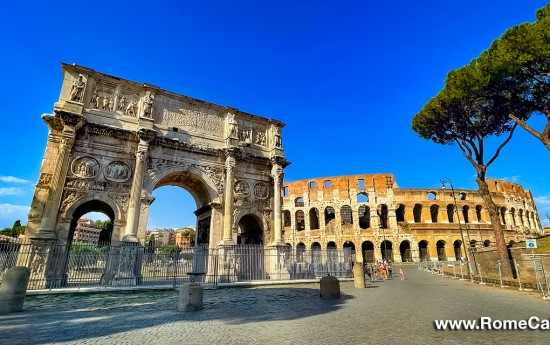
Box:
xmin=123 ymin=128 xmax=156 ymax=243
xmin=221 ymin=152 xmax=236 ymax=244
xmin=36 ymin=112 xmax=85 ymax=239
xmin=271 ymin=162 xmax=284 ymax=245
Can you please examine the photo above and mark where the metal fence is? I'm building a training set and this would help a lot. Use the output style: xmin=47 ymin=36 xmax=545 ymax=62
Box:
xmin=0 ymin=239 xmax=354 ymax=290
xmin=418 ymin=254 xmax=550 ymax=299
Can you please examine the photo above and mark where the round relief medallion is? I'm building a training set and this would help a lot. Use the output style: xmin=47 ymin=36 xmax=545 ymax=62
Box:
xmin=71 ymin=156 xmax=100 ymax=178
xmin=254 ymin=182 xmax=269 ymax=199
xmin=104 ymin=161 xmax=132 ymax=182
xmin=234 ymin=180 xmax=250 ymax=195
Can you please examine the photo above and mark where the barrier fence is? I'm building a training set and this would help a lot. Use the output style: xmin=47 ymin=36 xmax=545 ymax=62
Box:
xmin=0 ymin=239 xmax=354 ymax=290
xmin=418 ymin=255 xmax=550 ymax=299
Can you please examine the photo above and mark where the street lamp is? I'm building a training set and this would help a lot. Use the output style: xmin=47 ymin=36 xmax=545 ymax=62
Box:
xmin=440 ymin=177 xmax=473 ymax=279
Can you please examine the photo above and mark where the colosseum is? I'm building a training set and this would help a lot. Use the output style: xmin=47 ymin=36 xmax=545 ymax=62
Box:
xmin=282 ymin=174 xmax=543 ymax=263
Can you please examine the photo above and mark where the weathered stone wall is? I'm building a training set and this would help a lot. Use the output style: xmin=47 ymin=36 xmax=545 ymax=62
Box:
xmin=282 ymin=174 xmax=542 ymax=263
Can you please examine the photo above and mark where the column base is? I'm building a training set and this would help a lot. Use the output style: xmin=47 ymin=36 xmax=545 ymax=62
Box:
xmin=33 ymin=230 xmax=57 ymax=240
xmin=219 ymin=239 xmax=236 ymax=246
xmin=121 ymin=234 xmax=140 ymax=243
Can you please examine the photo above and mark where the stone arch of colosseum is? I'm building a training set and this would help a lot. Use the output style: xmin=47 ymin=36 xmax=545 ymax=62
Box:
xmin=282 ymin=174 xmax=543 ymax=263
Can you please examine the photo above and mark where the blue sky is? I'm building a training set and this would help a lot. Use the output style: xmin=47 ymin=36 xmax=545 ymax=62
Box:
xmin=1 ymin=1 xmax=549 ymax=230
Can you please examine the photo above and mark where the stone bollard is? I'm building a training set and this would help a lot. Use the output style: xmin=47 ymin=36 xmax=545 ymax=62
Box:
xmin=353 ymin=263 xmax=365 ymax=288
xmin=0 ymin=266 xmax=30 ymax=314
xmin=320 ymin=275 xmax=340 ymax=299
xmin=178 ymin=284 xmax=204 ymax=312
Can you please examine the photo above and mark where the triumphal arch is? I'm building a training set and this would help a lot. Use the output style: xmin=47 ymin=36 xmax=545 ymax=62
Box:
xmin=24 ymin=64 xmax=289 ymax=286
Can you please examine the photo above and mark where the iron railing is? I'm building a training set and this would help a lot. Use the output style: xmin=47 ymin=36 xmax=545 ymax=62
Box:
xmin=0 ymin=239 xmax=354 ymax=290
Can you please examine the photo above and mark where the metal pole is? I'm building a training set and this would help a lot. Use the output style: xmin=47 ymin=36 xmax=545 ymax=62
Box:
xmin=440 ymin=177 xmax=472 ymax=282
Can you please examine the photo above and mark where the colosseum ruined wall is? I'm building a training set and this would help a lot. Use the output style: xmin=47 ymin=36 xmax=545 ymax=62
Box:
xmin=282 ymin=174 xmax=543 ymax=263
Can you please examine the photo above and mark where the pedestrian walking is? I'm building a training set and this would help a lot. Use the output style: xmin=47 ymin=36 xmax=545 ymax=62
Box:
xmin=399 ymin=267 xmax=405 ymax=280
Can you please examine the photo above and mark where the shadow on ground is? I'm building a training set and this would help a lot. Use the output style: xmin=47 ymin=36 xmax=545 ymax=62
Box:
xmin=0 ymin=286 xmax=353 ymax=344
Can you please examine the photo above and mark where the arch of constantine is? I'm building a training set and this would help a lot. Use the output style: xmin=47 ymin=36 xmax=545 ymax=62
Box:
xmin=282 ymin=175 xmax=543 ymax=263
xmin=23 ymin=64 xmax=289 ymax=287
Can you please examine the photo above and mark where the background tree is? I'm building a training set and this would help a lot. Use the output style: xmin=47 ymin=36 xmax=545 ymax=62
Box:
xmin=474 ymin=4 xmax=550 ymax=150
xmin=412 ymin=67 xmax=520 ymax=273
xmin=0 ymin=220 xmax=26 ymax=238
xmin=412 ymin=2 xmax=550 ymax=275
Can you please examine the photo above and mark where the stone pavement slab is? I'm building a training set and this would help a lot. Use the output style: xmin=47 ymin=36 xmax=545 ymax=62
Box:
xmin=1 ymin=267 xmax=550 ymax=344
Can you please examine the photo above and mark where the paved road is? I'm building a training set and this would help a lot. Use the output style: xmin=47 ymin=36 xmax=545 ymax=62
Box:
xmin=1 ymin=267 xmax=550 ymax=344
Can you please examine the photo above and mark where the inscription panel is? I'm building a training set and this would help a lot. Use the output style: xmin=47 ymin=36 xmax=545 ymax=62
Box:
xmin=153 ymin=95 xmax=223 ymax=136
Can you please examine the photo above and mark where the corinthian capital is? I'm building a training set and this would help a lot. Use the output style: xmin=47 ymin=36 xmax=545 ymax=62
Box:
xmin=137 ymin=128 xmax=157 ymax=143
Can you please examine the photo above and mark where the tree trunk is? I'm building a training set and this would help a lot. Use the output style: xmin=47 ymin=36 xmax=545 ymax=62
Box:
xmin=476 ymin=176 xmax=512 ymax=276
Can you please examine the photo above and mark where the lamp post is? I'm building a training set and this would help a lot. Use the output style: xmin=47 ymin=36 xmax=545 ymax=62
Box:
xmin=440 ymin=177 xmax=472 ymax=279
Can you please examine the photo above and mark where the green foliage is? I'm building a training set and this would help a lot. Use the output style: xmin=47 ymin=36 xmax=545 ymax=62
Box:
xmin=159 ymin=244 xmax=181 ymax=260
xmin=94 ymin=220 xmax=111 ymax=230
xmin=70 ymin=242 xmax=108 ymax=255
xmin=0 ymin=220 xmax=26 ymax=238
xmin=412 ymin=3 xmax=550 ymax=152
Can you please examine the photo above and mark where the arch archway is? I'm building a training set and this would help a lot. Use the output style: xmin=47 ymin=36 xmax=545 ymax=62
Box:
xmin=380 ymin=240 xmax=393 ymax=261
xmin=144 ymin=168 xmax=217 ymax=245
xmin=436 ymin=240 xmax=446 ymax=261
xmin=418 ymin=240 xmax=429 ymax=261
xmin=69 ymin=200 xmax=116 ymax=246
xmin=237 ymin=214 xmax=263 ymax=245
xmin=453 ymin=240 xmax=462 ymax=261
xmin=399 ymin=240 xmax=412 ymax=262
xmin=362 ymin=241 xmax=375 ymax=263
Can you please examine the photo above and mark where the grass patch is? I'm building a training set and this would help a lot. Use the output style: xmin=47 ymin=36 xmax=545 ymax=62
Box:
xmin=511 ymin=235 xmax=550 ymax=254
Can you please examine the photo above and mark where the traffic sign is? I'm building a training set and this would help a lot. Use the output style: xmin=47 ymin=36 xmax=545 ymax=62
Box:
xmin=526 ymin=239 xmax=537 ymax=249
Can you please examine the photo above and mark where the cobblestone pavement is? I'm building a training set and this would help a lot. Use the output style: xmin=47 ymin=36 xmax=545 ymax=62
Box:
xmin=1 ymin=267 xmax=550 ymax=344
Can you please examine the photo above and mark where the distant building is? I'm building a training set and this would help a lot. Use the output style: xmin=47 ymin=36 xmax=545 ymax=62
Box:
xmin=543 ymin=226 xmax=550 ymax=235
xmin=148 ymin=228 xmax=176 ymax=245
xmin=74 ymin=218 xmax=102 ymax=244
xmin=175 ymin=227 xmax=195 ymax=248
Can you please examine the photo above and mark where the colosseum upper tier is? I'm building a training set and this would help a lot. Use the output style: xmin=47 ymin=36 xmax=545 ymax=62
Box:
xmin=282 ymin=174 xmax=543 ymax=263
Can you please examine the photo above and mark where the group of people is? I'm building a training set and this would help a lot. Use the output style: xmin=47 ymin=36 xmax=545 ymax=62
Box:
xmin=363 ymin=259 xmax=405 ymax=282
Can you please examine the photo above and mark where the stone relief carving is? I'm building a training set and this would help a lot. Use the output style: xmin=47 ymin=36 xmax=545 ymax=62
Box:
xmin=104 ymin=161 xmax=132 ymax=182
xmin=66 ymin=177 xmax=131 ymax=193
xmin=117 ymin=88 xmax=140 ymax=117
xmin=145 ymin=158 xmax=224 ymax=195
xmin=153 ymin=137 xmax=224 ymax=157
xmin=71 ymin=156 xmax=100 ymax=178
xmin=37 ymin=173 xmax=53 ymax=188
xmin=239 ymin=125 xmax=252 ymax=143
xmin=254 ymin=182 xmax=269 ymax=199
xmin=234 ymin=180 xmax=250 ymax=196
xmin=90 ymin=82 xmax=116 ymax=112
xmin=70 ymin=74 xmax=86 ymax=103
xmin=255 ymin=129 xmax=266 ymax=146
xmin=87 ymin=123 xmax=137 ymax=141
xmin=60 ymin=191 xmax=81 ymax=213
xmin=153 ymin=95 xmax=223 ymax=135
xmin=141 ymin=91 xmax=155 ymax=118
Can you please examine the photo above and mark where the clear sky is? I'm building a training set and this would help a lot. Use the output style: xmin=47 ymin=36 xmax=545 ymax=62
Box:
xmin=0 ymin=1 xmax=549 ymax=230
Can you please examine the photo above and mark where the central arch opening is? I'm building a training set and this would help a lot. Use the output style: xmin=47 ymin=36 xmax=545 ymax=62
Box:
xmin=148 ymin=170 xmax=214 ymax=246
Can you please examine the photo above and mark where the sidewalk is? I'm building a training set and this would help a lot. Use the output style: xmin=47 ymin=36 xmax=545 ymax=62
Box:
xmin=1 ymin=268 xmax=549 ymax=344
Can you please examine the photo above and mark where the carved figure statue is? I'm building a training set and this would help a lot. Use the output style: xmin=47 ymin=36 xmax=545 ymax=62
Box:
xmin=142 ymin=91 xmax=154 ymax=118
xmin=70 ymin=75 xmax=85 ymax=102
xmin=126 ymin=99 xmax=137 ymax=116
xmin=118 ymin=96 xmax=126 ymax=111
xmin=101 ymin=97 xmax=109 ymax=111
xmin=108 ymin=98 xmax=114 ymax=112
xmin=273 ymin=127 xmax=282 ymax=147
xmin=226 ymin=113 xmax=238 ymax=139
